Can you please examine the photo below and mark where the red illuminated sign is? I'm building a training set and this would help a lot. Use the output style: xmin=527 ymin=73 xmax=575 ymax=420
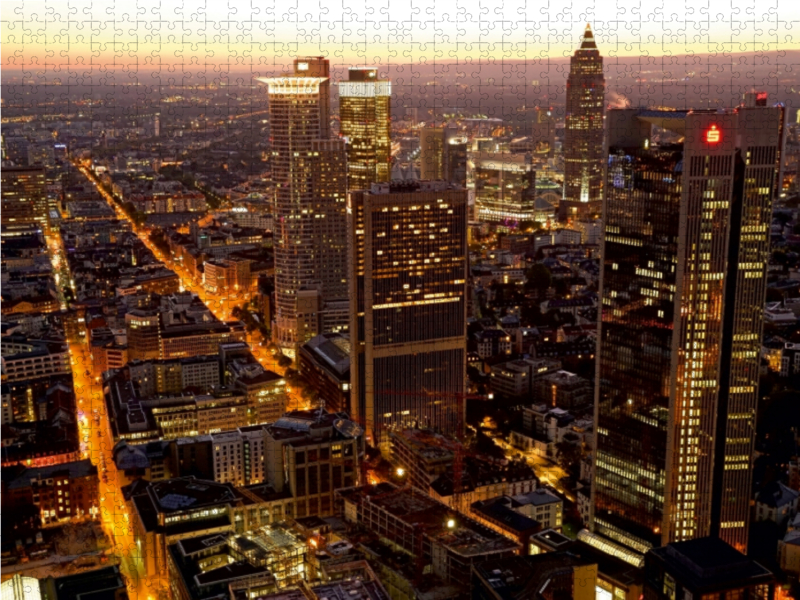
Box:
xmin=706 ymin=125 xmax=721 ymax=144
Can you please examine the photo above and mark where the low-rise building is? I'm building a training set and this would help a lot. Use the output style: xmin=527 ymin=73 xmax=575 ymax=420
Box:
xmin=533 ymin=370 xmax=592 ymax=409
xmin=1 ymin=336 xmax=70 ymax=382
xmin=779 ymin=514 xmax=800 ymax=575
xmin=167 ymin=526 xmax=306 ymax=600
xmin=2 ymin=459 xmax=100 ymax=526
xmin=263 ymin=410 xmax=364 ymax=519
xmin=338 ymin=483 xmax=521 ymax=586
xmin=475 ymin=329 xmax=513 ymax=359
xmin=471 ymin=553 xmax=597 ymax=600
xmin=298 ymin=333 xmax=351 ymax=413
xmin=643 ymin=537 xmax=775 ymax=600
xmin=755 ymin=481 xmax=799 ymax=527
xmin=489 ymin=358 xmax=561 ymax=400
xmin=128 ymin=477 xmax=293 ymax=580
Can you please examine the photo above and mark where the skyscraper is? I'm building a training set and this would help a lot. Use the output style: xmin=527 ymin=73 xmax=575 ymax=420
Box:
xmin=589 ymin=102 xmax=786 ymax=557
xmin=1 ymin=166 xmax=48 ymax=236
xmin=473 ymin=152 xmax=537 ymax=227
xmin=348 ymin=181 xmax=469 ymax=443
xmin=420 ymin=127 xmax=446 ymax=181
xmin=561 ymin=24 xmax=605 ymax=221
xmin=339 ymin=67 xmax=391 ymax=191
xmin=259 ymin=57 xmax=348 ymax=356
xmin=420 ymin=126 xmax=467 ymax=186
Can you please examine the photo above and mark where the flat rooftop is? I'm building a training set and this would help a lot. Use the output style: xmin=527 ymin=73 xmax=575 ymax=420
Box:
xmin=341 ymin=484 xmax=520 ymax=558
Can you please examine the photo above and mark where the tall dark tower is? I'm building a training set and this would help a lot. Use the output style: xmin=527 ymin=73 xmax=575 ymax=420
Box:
xmin=589 ymin=102 xmax=786 ymax=561
xmin=561 ymin=24 xmax=605 ymax=221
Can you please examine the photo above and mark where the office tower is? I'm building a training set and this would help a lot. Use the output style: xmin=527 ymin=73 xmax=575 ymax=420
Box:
xmin=348 ymin=181 xmax=469 ymax=443
xmin=590 ymin=102 xmax=786 ymax=556
xmin=339 ymin=67 xmax=391 ymax=191
xmin=259 ymin=57 xmax=348 ymax=356
xmin=420 ymin=126 xmax=468 ymax=186
xmin=561 ymin=24 xmax=605 ymax=221
xmin=311 ymin=139 xmax=349 ymax=301
xmin=1 ymin=166 xmax=48 ymax=236
xmin=420 ymin=127 xmax=446 ymax=180
xmin=445 ymin=136 xmax=468 ymax=187
xmin=473 ymin=152 xmax=536 ymax=227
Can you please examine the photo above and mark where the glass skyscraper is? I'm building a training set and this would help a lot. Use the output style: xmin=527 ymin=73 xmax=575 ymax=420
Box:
xmin=590 ymin=102 xmax=786 ymax=557
xmin=339 ymin=67 xmax=391 ymax=191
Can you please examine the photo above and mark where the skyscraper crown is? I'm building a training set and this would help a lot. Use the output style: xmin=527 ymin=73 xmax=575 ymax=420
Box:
xmin=580 ymin=24 xmax=598 ymax=50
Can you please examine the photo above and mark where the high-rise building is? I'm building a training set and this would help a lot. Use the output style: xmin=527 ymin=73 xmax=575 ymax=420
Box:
xmin=561 ymin=24 xmax=605 ymax=221
xmin=472 ymin=152 xmax=537 ymax=227
xmin=420 ymin=127 xmax=446 ymax=181
xmin=420 ymin=126 xmax=468 ymax=186
xmin=589 ymin=102 xmax=786 ymax=557
xmin=348 ymin=181 xmax=469 ymax=443
xmin=339 ymin=67 xmax=391 ymax=191
xmin=259 ymin=57 xmax=348 ymax=356
xmin=1 ymin=166 xmax=48 ymax=236
xmin=310 ymin=138 xmax=349 ymax=304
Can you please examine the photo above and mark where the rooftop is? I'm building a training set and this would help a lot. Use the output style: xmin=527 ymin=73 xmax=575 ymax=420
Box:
xmin=340 ymin=483 xmax=520 ymax=558
xmin=473 ymin=552 xmax=592 ymax=600
xmin=649 ymin=537 xmax=774 ymax=591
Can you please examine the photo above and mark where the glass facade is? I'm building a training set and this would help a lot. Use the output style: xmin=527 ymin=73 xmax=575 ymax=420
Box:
xmin=339 ymin=67 xmax=391 ymax=191
xmin=592 ymin=105 xmax=784 ymax=555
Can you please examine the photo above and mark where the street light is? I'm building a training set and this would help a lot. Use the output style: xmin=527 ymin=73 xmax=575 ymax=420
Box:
xmin=396 ymin=467 xmax=405 ymax=477
xmin=446 ymin=518 xmax=456 ymax=529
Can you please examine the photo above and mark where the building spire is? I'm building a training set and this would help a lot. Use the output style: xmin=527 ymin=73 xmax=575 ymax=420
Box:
xmin=580 ymin=24 xmax=598 ymax=50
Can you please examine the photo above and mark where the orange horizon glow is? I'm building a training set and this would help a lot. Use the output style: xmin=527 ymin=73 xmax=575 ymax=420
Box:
xmin=3 ymin=0 xmax=798 ymax=78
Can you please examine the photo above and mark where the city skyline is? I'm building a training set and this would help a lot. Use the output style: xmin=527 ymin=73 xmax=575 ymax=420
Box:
xmin=2 ymin=2 xmax=800 ymax=599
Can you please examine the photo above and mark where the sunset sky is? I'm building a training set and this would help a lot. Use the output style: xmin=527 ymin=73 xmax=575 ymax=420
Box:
xmin=3 ymin=0 xmax=798 ymax=77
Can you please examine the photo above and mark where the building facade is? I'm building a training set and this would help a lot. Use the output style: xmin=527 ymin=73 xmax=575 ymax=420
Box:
xmin=591 ymin=103 xmax=786 ymax=555
xmin=348 ymin=181 xmax=469 ymax=441
xmin=1 ymin=166 xmax=48 ymax=236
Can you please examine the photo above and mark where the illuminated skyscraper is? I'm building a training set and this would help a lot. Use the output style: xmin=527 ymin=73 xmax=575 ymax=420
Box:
xmin=589 ymin=102 xmax=786 ymax=558
xmin=561 ymin=24 xmax=605 ymax=221
xmin=1 ymin=166 xmax=48 ymax=236
xmin=259 ymin=57 xmax=348 ymax=356
xmin=348 ymin=181 xmax=469 ymax=443
xmin=472 ymin=152 xmax=536 ymax=227
xmin=339 ymin=67 xmax=391 ymax=191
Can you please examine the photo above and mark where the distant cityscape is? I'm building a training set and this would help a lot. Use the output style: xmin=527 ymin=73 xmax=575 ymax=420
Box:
xmin=2 ymin=19 xmax=800 ymax=600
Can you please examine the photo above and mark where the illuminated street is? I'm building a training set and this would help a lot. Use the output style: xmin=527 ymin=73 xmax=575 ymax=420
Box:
xmin=69 ymin=339 xmax=168 ymax=600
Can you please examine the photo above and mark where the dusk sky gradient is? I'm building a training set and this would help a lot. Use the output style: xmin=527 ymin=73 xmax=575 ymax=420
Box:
xmin=3 ymin=0 xmax=799 ymax=79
